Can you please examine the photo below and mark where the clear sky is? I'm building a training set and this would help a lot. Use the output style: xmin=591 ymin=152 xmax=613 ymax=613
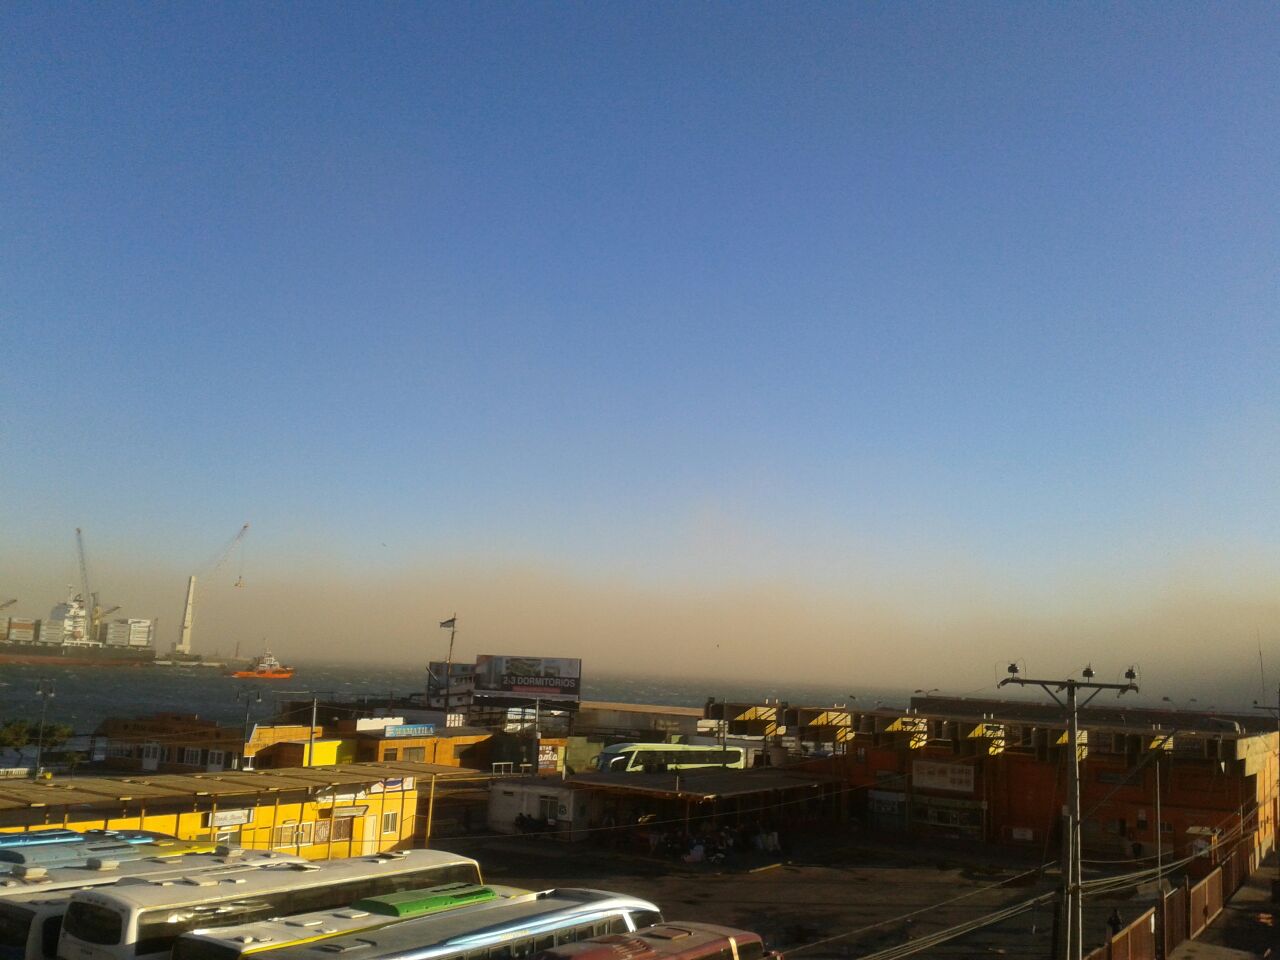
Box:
xmin=2 ymin=4 xmax=1278 ymax=694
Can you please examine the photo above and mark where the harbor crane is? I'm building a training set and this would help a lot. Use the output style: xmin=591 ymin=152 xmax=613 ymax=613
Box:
xmin=173 ymin=522 xmax=250 ymax=656
xmin=75 ymin=528 xmax=116 ymax=642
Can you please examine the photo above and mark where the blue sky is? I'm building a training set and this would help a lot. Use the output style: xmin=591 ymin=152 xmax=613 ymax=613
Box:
xmin=2 ymin=4 xmax=1278 ymax=682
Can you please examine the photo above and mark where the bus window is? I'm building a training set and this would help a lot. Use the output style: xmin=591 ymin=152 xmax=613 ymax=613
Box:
xmin=40 ymin=917 xmax=62 ymax=959
xmin=63 ymin=903 xmax=123 ymax=946
xmin=631 ymin=910 xmax=662 ymax=930
xmin=0 ymin=904 xmax=33 ymax=960
xmin=736 ymin=942 xmax=764 ymax=960
xmin=534 ymin=936 xmax=555 ymax=952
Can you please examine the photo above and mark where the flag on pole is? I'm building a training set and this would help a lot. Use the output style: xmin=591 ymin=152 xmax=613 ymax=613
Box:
xmin=439 ymin=617 xmax=456 ymax=629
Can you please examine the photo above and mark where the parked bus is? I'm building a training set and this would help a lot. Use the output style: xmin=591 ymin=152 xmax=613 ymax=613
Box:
xmin=222 ymin=888 xmax=663 ymax=960
xmin=532 ymin=923 xmax=767 ymax=960
xmin=0 ymin=839 xmax=214 ymax=872
xmin=171 ymin=885 xmax=532 ymax=960
xmin=0 ymin=832 xmax=169 ymax=852
xmin=0 ymin=853 xmax=308 ymax=960
xmin=0 ymin=849 xmax=302 ymax=898
xmin=0 ymin=834 xmax=82 ymax=851
xmin=593 ymin=744 xmax=746 ymax=774
xmin=60 ymin=850 xmax=483 ymax=960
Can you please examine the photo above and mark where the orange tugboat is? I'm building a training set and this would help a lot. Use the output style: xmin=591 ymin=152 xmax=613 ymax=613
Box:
xmin=232 ymin=651 xmax=294 ymax=679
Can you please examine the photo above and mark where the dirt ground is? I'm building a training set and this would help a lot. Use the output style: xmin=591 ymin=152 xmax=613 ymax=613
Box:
xmin=442 ymin=833 xmax=1074 ymax=959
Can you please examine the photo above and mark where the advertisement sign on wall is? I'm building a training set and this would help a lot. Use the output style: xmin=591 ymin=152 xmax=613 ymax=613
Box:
xmin=474 ymin=655 xmax=582 ymax=701
xmin=912 ymin=759 xmax=975 ymax=794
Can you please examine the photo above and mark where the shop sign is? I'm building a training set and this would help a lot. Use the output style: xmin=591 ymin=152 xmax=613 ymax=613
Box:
xmin=385 ymin=724 xmax=434 ymax=738
xmin=912 ymin=760 xmax=975 ymax=794
xmin=210 ymin=808 xmax=254 ymax=827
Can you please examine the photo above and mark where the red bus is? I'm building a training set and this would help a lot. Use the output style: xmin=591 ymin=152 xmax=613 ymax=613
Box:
xmin=533 ymin=922 xmax=768 ymax=960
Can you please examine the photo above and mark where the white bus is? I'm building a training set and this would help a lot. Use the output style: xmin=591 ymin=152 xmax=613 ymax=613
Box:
xmin=0 ymin=853 xmax=306 ymax=960
xmin=170 ymin=885 xmax=533 ymax=960
xmin=199 ymin=888 xmax=663 ymax=960
xmin=59 ymin=850 xmax=482 ymax=960
xmin=0 ymin=840 xmax=215 ymax=872
xmin=0 ymin=850 xmax=300 ymax=898
xmin=593 ymin=743 xmax=746 ymax=773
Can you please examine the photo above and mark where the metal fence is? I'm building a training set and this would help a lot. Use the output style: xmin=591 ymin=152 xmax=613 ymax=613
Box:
xmin=1108 ymin=908 xmax=1156 ymax=960
xmin=1187 ymin=866 xmax=1223 ymax=940
xmin=1159 ymin=886 xmax=1186 ymax=958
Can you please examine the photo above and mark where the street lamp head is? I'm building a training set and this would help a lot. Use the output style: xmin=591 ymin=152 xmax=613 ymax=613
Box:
xmin=1124 ymin=665 xmax=1138 ymax=682
xmin=1082 ymin=664 xmax=1095 ymax=679
xmin=1006 ymin=663 xmax=1019 ymax=676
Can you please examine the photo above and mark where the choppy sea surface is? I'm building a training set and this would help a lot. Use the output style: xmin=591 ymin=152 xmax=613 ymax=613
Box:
xmin=0 ymin=660 xmax=1264 ymax=734
xmin=0 ymin=661 xmax=915 ymax=733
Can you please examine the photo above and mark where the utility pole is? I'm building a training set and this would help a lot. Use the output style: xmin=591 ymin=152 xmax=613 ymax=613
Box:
xmin=33 ymin=679 xmax=55 ymax=776
xmin=999 ymin=663 xmax=1138 ymax=960
xmin=1253 ymin=683 xmax=1280 ymax=879
xmin=308 ymin=697 xmax=318 ymax=767
xmin=439 ymin=615 xmax=457 ymax=724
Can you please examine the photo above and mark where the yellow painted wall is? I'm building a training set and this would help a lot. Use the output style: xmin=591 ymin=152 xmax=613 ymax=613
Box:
xmin=0 ymin=782 xmax=420 ymax=860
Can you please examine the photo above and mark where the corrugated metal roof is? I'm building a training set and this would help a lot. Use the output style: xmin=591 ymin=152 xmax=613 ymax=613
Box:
xmin=0 ymin=761 xmax=487 ymax=812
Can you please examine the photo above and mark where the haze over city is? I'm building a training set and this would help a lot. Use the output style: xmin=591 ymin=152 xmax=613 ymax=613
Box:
xmin=3 ymin=5 xmax=1278 ymax=700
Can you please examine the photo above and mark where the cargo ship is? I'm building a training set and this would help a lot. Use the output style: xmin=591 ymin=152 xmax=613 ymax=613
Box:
xmin=0 ymin=594 xmax=155 ymax=666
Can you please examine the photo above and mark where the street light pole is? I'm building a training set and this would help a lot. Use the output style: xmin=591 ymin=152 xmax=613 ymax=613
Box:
xmin=999 ymin=663 xmax=1139 ymax=960
xmin=236 ymin=690 xmax=262 ymax=769
xmin=439 ymin=615 xmax=457 ymax=724
xmin=1253 ymin=683 xmax=1280 ymax=877
xmin=34 ymin=680 xmax=55 ymax=776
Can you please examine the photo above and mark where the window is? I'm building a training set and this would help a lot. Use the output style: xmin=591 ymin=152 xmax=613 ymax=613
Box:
xmin=41 ymin=916 xmax=62 ymax=959
xmin=383 ymin=748 xmax=399 ymax=761
xmin=208 ymin=750 xmax=225 ymax=769
xmin=63 ymin=903 xmax=123 ymax=946
xmin=631 ymin=910 xmax=662 ymax=930
xmin=538 ymin=796 xmax=558 ymax=821
xmin=212 ymin=827 xmax=240 ymax=846
xmin=382 ymin=811 xmax=399 ymax=835
xmin=1160 ymin=821 xmax=1174 ymax=834
xmin=314 ymin=820 xmax=331 ymax=844
xmin=182 ymin=747 xmax=201 ymax=766
xmin=0 ymin=903 xmax=35 ymax=953
xmin=737 ymin=942 xmax=765 ymax=960
xmin=333 ymin=816 xmax=355 ymax=842
xmin=402 ymin=747 xmax=425 ymax=762
xmin=273 ymin=819 xmax=298 ymax=847
xmin=296 ymin=822 xmax=314 ymax=846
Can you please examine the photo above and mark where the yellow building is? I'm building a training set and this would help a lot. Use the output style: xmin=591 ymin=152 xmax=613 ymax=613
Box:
xmin=0 ymin=761 xmax=476 ymax=860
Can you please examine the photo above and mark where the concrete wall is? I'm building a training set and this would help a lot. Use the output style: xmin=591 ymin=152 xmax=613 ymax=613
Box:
xmin=487 ymin=781 xmax=595 ymax=841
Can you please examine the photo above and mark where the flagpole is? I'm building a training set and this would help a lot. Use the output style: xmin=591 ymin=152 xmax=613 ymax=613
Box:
xmin=442 ymin=614 xmax=457 ymax=724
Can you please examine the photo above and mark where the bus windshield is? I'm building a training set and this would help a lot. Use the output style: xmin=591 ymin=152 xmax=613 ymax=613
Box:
xmin=63 ymin=903 xmax=123 ymax=946
xmin=0 ymin=903 xmax=35 ymax=960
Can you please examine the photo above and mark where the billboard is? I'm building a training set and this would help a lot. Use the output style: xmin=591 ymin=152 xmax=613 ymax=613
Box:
xmin=912 ymin=759 xmax=975 ymax=794
xmin=474 ymin=654 xmax=582 ymax=701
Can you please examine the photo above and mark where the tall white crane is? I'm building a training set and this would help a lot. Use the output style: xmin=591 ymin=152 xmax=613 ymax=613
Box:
xmin=173 ymin=523 xmax=250 ymax=656
xmin=75 ymin=528 xmax=109 ymax=641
